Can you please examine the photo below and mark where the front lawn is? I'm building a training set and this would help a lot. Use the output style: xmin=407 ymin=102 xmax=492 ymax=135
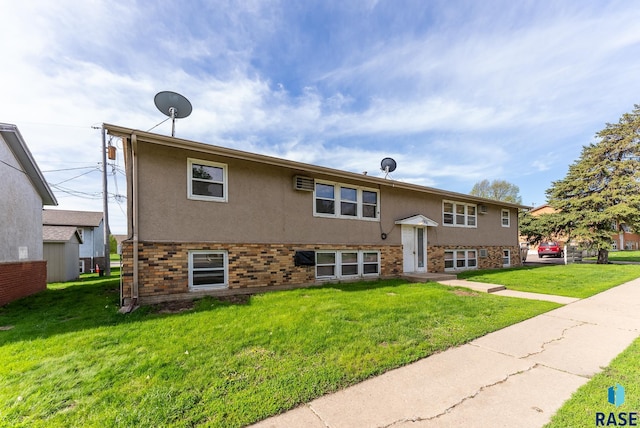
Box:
xmin=546 ymin=336 xmax=640 ymax=427
xmin=457 ymin=264 xmax=640 ymax=298
xmin=588 ymin=250 xmax=640 ymax=263
xmin=0 ymin=276 xmax=559 ymax=427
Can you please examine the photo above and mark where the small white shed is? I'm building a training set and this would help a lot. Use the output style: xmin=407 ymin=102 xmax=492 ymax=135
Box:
xmin=43 ymin=226 xmax=83 ymax=283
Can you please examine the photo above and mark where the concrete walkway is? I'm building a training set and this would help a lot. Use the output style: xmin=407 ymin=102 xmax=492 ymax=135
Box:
xmin=438 ymin=279 xmax=580 ymax=305
xmin=252 ymin=278 xmax=640 ymax=428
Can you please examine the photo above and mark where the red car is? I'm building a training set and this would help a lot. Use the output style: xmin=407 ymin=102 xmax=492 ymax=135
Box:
xmin=538 ymin=241 xmax=564 ymax=258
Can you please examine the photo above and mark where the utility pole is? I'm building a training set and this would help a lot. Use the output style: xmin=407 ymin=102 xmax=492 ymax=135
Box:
xmin=101 ymin=125 xmax=111 ymax=276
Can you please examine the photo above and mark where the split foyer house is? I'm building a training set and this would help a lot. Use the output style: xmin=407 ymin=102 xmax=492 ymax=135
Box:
xmin=0 ymin=123 xmax=57 ymax=306
xmin=105 ymin=124 xmax=528 ymax=306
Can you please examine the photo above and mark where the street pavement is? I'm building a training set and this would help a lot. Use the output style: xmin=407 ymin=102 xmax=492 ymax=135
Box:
xmin=251 ymin=277 xmax=640 ymax=428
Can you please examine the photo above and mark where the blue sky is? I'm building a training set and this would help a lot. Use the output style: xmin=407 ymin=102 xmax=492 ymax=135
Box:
xmin=2 ymin=0 xmax=639 ymax=234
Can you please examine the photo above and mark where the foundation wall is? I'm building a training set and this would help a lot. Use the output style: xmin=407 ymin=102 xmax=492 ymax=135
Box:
xmin=0 ymin=261 xmax=47 ymax=306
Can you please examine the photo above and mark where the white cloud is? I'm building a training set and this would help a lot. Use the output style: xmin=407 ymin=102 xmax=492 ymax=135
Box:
xmin=2 ymin=0 xmax=640 ymax=232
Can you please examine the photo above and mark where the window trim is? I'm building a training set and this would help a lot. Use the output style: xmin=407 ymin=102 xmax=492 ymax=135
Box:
xmin=501 ymin=209 xmax=511 ymax=227
xmin=187 ymin=158 xmax=228 ymax=202
xmin=444 ymin=249 xmax=478 ymax=271
xmin=315 ymin=250 xmax=381 ymax=280
xmin=313 ymin=180 xmax=380 ymax=221
xmin=188 ymin=250 xmax=228 ymax=290
xmin=502 ymin=249 xmax=511 ymax=267
xmin=442 ymin=200 xmax=477 ymax=228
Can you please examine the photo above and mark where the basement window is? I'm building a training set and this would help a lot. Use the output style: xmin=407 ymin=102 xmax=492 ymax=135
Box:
xmin=189 ymin=251 xmax=228 ymax=290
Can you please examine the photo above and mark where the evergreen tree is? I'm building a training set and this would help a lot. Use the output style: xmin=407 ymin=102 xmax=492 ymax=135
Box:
xmin=546 ymin=104 xmax=640 ymax=263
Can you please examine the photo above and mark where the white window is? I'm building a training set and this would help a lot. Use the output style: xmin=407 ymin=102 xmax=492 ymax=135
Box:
xmin=188 ymin=158 xmax=228 ymax=202
xmin=444 ymin=249 xmax=477 ymax=271
xmin=316 ymin=251 xmax=380 ymax=279
xmin=362 ymin=252 xmax=380 ymax=275
xmin=501 ymin=209 xmax=510 ymax=227
xmin=443 ymin=201 xmax=477 ymax=227
xmin=314 ymin=181 xmax=379 ymax=220
xmin=189 ymin=251 xmax=227 ymax=290
xmin=316 ymin=252 xmax=336 ymax=277
xmin=315 ymin=183 xmax=335 ymax=215
xmin=340 ymin=187 xmax=358 ymax=217
xmin=502 ymin=249 xmax=510 ymax=267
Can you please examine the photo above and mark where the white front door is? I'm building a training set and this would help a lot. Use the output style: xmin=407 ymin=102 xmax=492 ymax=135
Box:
xmin=402 ymin=225 xmax=427 ymax=273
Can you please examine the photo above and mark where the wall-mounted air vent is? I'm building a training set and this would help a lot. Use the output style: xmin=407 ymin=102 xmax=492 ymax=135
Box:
xmin=479 ymin=205 xmax=488 ymax=214
xmin=479 ymin=249 xmax=488 ymax=258
xmin=293 ymin=175 xmax=314 ymax=191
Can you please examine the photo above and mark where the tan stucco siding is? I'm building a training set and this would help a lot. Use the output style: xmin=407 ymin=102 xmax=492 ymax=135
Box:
xmin=134 ymin=142 xmax=519 ymax=248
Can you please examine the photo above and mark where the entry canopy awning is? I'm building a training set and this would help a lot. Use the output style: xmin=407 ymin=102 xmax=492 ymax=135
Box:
xmin=395 ymin=214 xmax=439 ymax=227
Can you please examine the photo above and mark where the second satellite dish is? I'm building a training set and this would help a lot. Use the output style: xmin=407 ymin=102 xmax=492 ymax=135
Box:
xmin=154 ymin=91 xmax=192 ymax=137
xmin=380 ymin=157 xmax=397 ymax=179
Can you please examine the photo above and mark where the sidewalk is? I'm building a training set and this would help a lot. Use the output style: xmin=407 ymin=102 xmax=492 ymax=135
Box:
xmin=252 ymin=278 xmax=640 ymax=427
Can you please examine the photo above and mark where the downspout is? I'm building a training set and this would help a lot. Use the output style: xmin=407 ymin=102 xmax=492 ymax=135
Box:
xmin=131 ymin=132 xmax=139 ymax=303
xmin=120 ymin=132 xmax=139 ymax=312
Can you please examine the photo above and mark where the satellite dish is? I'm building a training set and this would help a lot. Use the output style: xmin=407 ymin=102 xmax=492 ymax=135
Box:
xmin=154 ymin=91 xmax=192 ymax=137
xmin=380 ymin=157 xmax=397 ymax=178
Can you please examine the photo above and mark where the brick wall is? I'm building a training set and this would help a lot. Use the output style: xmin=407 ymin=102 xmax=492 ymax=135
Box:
xmin=428 ymin=245 xmax=521 ymax=272
xmin=0 ymin=261 xmax=47 ymax=306
xmin=120 ymin=241 xmax=521 ymax=305
xmin=121 ymin=241 xmax=403 ymax=304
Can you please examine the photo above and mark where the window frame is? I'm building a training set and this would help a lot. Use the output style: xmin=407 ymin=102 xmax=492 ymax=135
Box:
xmin=188 ymin=250 xmax=228 ymax=290
xmin=501 ymin=209 xmax=511 ymax=227
xmin=315 ymin=250 xmax=381 ymax=280
xmin=187 ymin=158 xmax=228 ymax=202
xmin=313 ymin=180 xmax=380 ymax=221
xmin=442 ymin=200 xmax=477 ymax=228
xmin=502 ymin=249 xmax=511 ymax=267
xmin=444 ymin=249 xmax=478 ymax=271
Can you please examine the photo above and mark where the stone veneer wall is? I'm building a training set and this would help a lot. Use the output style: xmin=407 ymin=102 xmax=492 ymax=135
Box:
xmin=120 ymin=241 xmax=403 ymax=305
xmin=427 ymin=245 xmax=522 ymax=273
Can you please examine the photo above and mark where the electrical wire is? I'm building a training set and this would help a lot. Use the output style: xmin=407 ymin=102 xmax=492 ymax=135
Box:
xmin=52 ymin=168 xmax=100 ymax=186
xmin=42 ymin=165 xmax=98 ymax=173
xmin=1 ymin=159 xmax=26 ymax=174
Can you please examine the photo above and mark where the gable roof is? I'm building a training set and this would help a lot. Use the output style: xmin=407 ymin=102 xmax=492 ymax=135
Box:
xmin=43 ymin=209 xmax=103 ymax=227
xmin=0 ymin=123 xmax=57 ymax=206
xmin=104 ymin=123 xmax=531 ymax=210
xmin=395 ymin=214 xmax=439 ymax=227
xmin=43 ymin=225 xmax=83 ymax=243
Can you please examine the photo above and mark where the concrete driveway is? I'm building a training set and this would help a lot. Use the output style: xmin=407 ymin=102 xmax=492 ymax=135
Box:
xmin=523 ymin=250 xmax=566 ymax=266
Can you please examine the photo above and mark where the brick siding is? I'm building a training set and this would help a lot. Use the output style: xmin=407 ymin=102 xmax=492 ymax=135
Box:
xmin=121 ymin=241 xmax=403 ymax=305
xmin=120 ymin=241 xmax=521 ymax=305
xmin=0 ymin=261 xmax=47 ymax=306
xmin=428 ymin=245 xmax=521 ymax=272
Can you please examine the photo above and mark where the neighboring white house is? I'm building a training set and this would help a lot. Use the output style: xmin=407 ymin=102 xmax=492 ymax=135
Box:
xmin=43 ymin=225 xmax=83 ymax=282
xmin=0 ymin=123 xmax=58 ymax=305
xmin=42 ymin=210 xmax=105 ymax=273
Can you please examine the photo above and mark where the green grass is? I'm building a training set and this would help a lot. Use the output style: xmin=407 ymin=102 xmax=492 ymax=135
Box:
xmin=457 ymin=264 xmax=640 ymax=298
xmin=591 ymin=250 xmax=640 ymax=262
xmin=546 ymin=336 xmax=640 ymax=427
xmin=0 ymin=275 xmax=559 ymax=427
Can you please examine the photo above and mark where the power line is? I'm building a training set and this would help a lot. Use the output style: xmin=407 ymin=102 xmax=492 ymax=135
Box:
xmin=42 ymin=165 xmax=99 ymax=173
xmin=1 ymin=159 xmax=26 ymax=175
xmin=52 ymin=168 xmax=100 ymax=186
